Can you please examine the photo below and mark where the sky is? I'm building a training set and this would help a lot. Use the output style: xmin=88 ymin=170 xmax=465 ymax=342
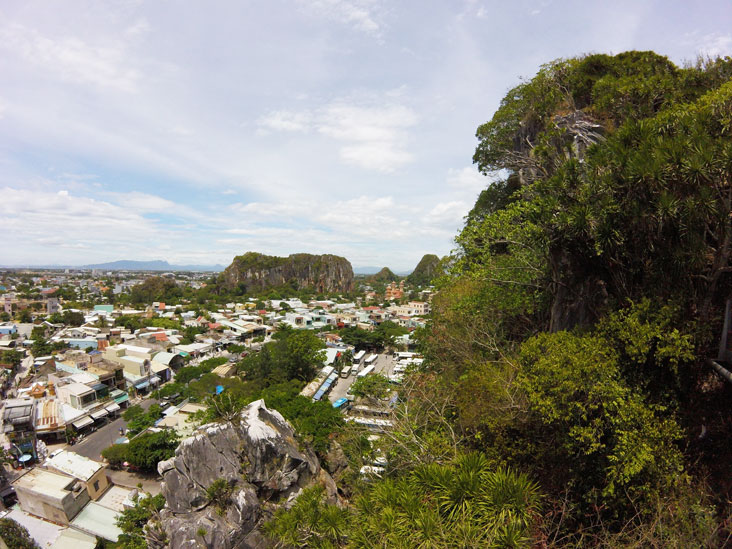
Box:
xmin=2 ymin=1 xmax=732 ymax=271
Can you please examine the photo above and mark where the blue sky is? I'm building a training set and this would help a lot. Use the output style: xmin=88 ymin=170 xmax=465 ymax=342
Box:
xmin=2 ymin=1 xmax=731 ymax=270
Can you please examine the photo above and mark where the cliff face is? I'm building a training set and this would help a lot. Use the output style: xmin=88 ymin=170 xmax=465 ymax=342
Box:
xmin=407 ymin=254 xmax=440 ymax=286
xmin=153 ymin=400 xmax=339 ymax=549
xmin=221 ymin=252 xmax=354 ymax=294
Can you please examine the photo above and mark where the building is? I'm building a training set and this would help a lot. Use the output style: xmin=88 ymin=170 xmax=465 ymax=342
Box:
xmin=46 ymin=451 xmax=109 ymax=501
xmin=56 ymin=383 xmax=97 ymax=410
xmin=13 ymin=468 xmax=90 ymax=524
xmin=47 ymin=297 xmax=61 ymax=315
xmin=384 ymin=281 xmax=405 ymax=301
xmin=2 ymin=398 xmax=35 ymax=437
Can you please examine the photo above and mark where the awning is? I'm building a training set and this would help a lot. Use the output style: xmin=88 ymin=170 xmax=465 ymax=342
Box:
xmin=91 ymin=383 xmax=107 ymax=391
xmin=105 ymin=403 xmax=120 ymax=413
xmin=134 ymin=375 xmax=160 ymax=389
xmin=113 ymin=393 xmax=129 ymax=405
xmin=90 ymin=409 xmax=109 ymax=420
xmin=150 ymin=363 xmax=170 ymax=374
xmin=72 ymin=416 xmax=94 ymax=429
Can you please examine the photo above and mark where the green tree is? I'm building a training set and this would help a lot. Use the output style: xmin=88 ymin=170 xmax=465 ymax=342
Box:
xmin=101 ymin=443 xmax=129 ymax=468
xmin=125 ymin=430 xmax=179 ymax=473
xmin=0 ymin=518 xmax=40 ymax=549
xmin=116 ymin=493 xmax=166 ymax=549
xmin=16 ymin=309 xmax=32 ymax=323
xmin=350 ymin=373 xmax=392 ymax=402
xmin=0 ymin=349 xmax=24 ymax=369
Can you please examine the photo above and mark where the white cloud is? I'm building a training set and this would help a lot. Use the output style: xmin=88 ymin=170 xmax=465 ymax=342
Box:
xmin=298 ymin=0 xmax=385 ymax=35
xmin=257 ymin=110 xmax=313 ymax=132
xmin=447 ymin=166 xmax=487 ymax=192
xmin=259 ymin=99 xmax=418 ymax=172
xmin=690 ymin=32 xmax=732 ymax=58
xmin=428 ymin=200 xmax=471 ymax=227
xmin=105 ymin=191 xmax=178 ymax=213
xmin=0 ymin=21 xmax=141 ymax=92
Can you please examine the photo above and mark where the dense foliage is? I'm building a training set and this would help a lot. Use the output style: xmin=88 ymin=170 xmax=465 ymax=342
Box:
xmin=265 ymin=454 xmax=541 ymax=548
xmin=406 ymin=253 xmax=441 ymax=286
xmin=412 ymin=51 xmax=732 ymax=544
xmin=0 ymin=518 xmax=39 ymax=549
xmin=269 ymin=52 xmax=732 ymax=547
xmin=116 ymin=493 xmax=167 ymax=549
xmin=125 ymin=430 xmax=179 ymax=472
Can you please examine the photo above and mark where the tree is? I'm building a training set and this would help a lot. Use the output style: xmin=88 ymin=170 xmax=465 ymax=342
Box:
xmin=16 ymin=309 xmax=32 ymax=323
xmin=31 ymin=336 xmax=53 ymax=357
xmin=350 ymin=373 xmax=392 ymax=402
xmin=101 ymin=444 xmax=129 ymax=469
xmin=240 ymin=329 xmax=325 ymax=384
xmin=125 ymin=404 xmax=163 ymax=436
xmin=62 ymin=310 xmax=85 ymax=326
xmin=125 ymin=430 xmax=179 ymax=473
xmin=116 ymin=493 xmax=166 ymax=549
xmin=0 ymin=350 xmax=23 ymax=369
xmin=265 ymin=454 xmax=541 ymax=548
xmin=206 ymin=478 xmax=233 ymax=514
xmin=0 ymin=518 xmax=40 ymax=549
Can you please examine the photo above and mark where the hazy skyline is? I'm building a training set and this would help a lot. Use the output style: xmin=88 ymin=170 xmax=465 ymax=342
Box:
xmin=2 ymin=1 xmax=731 ymax=270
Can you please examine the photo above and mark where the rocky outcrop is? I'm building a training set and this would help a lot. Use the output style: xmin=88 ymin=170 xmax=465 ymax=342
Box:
xmin=153 ymin=400 xmax=339 ymax=549
xmin=407 ymin=254 xmax=441 ymax=286
xmin=220 ymin=252 xmax=354 ymax=294
xmin=368 ymin=267 xmax=399 ymax=283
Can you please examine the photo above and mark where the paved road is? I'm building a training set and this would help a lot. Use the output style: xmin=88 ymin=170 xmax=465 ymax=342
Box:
xmin=328 ymin=352 xmax=394 ymax=403
xmin=72 ymin=398 xmax=156 ymax=461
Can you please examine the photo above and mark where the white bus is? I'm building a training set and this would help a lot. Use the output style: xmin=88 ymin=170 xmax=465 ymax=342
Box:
xmin=350 ymin=364 xmax=360 ymax=376
xmin=364 ymin=354 xmax=378 ymax=366
xmin=353 ymin=350 xmax=366 ymax=364
xmin=358 ymin=364 xmax=376 ymax=377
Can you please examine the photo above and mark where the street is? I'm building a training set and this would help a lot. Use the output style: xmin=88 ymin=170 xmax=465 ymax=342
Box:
xmin=72 ymin=398 xmax=156 ymax=461
xmin=328 ymin=352 xmax=395 ymax=403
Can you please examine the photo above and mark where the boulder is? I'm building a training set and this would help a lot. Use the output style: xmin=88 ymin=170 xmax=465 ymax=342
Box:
xmin=152 ymin=399 xmax=338 ymax=549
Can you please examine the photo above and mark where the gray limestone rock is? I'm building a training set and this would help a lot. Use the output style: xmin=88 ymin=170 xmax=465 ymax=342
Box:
xmin=151 ymin=399 xmax=338 ymax=549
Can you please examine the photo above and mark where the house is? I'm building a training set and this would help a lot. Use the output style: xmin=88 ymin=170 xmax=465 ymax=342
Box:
xmin=2 ymin=398 xmax=35 ymax=436
xmin=57 ymin=383 xmax=97 ymax=410
xmin=46 ymin=450 xmax=109 ymax=501
xmin=13 ymin=468 xmax=90 ymax=524
xmin=47 ymin=297 xmax=61 ymax=314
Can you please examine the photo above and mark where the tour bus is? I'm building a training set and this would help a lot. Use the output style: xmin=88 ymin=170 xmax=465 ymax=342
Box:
xmin=350 ymin=363 xmax=360 ymax=376
xmin=351 ymin=404 xmax=390 ymax=418
xmin=364 ymin=354 xmax=378 ymax=366
xmin=332 ymin=397 xmax=350 ymax=411
xmin=345 ymin=416 xmax=393 ymax=432
xmin=353 ymin=350 xmax=366 ymax=365
xmin=340 ymin=366 xmax=350 ymax=378
xmin=357 ymin=364 xmax=376 ymax=378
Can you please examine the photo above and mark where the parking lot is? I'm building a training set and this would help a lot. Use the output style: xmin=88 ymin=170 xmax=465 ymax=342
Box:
xmin=327 ymin=352 xmax=396 ymax=403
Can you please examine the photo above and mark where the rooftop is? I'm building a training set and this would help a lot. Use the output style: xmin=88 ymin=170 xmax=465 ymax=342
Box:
xmin=62 ymin=382 xmax=96 ymax=396
xmin=47 ymin=451 xmax=104 ymax=482
xmin=13 ymin=468 xmax=77 ymax=501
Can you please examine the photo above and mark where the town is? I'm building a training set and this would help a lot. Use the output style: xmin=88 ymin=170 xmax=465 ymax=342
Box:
xmin=0 ymin=264 xmax=432 ymax=546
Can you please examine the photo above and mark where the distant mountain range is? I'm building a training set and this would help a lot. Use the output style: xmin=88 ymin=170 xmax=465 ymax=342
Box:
xmin=3 ymin=258 xmax=420 ymax=275
xmin=81 ymin=260 xmax=225 ymax=271
xmin=0 ymin=259 xmax=225 ymax=272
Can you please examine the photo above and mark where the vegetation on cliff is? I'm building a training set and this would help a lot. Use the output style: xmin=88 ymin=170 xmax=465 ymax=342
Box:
xmin=366 ymin=267 xmax=400 ymax=283
xmin=265 ymin=51 xmax=732 ymax=547
xmin=406 ymin=253 xmax=441 ymax=286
